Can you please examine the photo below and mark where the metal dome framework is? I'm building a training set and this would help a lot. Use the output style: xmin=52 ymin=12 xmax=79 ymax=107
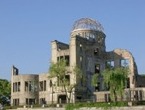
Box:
xmin=72 ymin=18 xmax=104 ymax=33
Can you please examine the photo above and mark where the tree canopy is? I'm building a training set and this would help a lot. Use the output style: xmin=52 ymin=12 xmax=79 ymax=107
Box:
xmin=0 ymin=79 xmax=11 ymax=105
xmin=49 ymin=59 xmax=82 ymax=103
xmin=102 ymin=67 xmax=129 ymax=102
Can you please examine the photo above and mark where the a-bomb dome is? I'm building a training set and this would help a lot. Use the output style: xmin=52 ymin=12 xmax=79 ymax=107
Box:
xmin=72 ymin=18 xmax=104 ymax=33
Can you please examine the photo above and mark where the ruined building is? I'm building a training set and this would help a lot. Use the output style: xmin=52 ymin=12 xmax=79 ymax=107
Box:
xmin=11 ymin=18 xmax=145 ymax=106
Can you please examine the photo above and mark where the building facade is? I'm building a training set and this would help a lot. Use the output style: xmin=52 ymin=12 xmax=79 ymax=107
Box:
xmin=11 ymin=18 xmax=145 ymax=106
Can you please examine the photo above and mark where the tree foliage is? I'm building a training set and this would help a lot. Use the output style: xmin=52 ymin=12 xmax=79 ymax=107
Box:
xmin=49 ymin=59 xmax=67 ymax=80
xmin=49 ymin=59 xmax=82 ymax=103
xmin=102 ymin=67 xmax=129 ymax=102
xmin=91 ymin=74 xmax=99 ymax=87
xmin=0 ymin=79 xmax=11 ymax=104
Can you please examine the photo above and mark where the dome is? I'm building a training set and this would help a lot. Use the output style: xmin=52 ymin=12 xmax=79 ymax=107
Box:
xmin=72 ymin=18 xmax=104 ymax=33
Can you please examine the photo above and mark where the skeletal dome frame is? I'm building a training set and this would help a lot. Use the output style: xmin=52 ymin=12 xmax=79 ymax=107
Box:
xmin=72 ymin=18 xmax=104 ymax=33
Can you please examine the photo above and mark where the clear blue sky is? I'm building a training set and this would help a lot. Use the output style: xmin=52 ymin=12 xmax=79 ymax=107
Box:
xmin=0 ymin=0 xmax=145 ymax=80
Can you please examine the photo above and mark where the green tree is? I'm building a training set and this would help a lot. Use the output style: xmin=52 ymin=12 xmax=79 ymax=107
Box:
xmin=0 ymin=79 xmax=11 ymax=104
xmin=49 ymin=59 xmax=82 ymax=104
xmin=102 ymin=67 xmax=129 ymax=102
xmin=91 ymin=74 xmax=99 ymax=91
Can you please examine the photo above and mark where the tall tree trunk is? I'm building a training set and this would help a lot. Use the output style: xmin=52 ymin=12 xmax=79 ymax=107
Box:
xmin=63 ymin=83 xmax=69 ymax=103
xmin=113 ymin=90 xmax=117 ymax=102
xmin=52 ymin=85 xmax=53 ymax=104
xmin=120 ymin=93 xmax=123 ymax=101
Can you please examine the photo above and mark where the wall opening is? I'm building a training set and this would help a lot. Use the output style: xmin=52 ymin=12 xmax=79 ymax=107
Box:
xmin=106 ymin=61 xmax=114 ymax=69
xmin=94 ymin=48 xmax=99 ymax=56
xmin=120 ymin=59 xmax=129 ymax=67
xmin=57 ymin=55 xmax=70 ymax=66
xmin=26 ymin=98 xmax=35 ymax=105
xmin=58 ymin=95 xmax=66 ymax=104
xmin=95 ymin=64 xmax=100 ymax=73
xmin=13 ymin=99 xmax=19 ymax=106
xmin=39 ymin=98 xmax=46 ymax=105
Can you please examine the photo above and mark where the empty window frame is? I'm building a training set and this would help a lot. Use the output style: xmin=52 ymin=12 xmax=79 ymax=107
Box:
xmin=40 ymin=98 xmax=46 ymax=104
xmin=126 ymin=78 xmax=130 ymax=88
xmin=57 ymin=75 xmax=70 ymax=86
xmin=44 ymin=80 xmax=46 ymax=91
xmin=39 ymin=80 xmax=47 ymax=91
xmin=57 ymin=55 xmax=70 ymax=66
xmin=121 ymin=59 xmax=129 ymax=67
xmin=13 ymin=82 xmax=16 ymax=92
xmin=39 ymin=81 xmax=43 ymax=91
xmin=65 ymin=75 xmax=70 ymax=85
xmin=25 ymin=81 xmax=28 ymax=91
xmin=106 ymin=61 xmax=114 ymax=68
xmin=13 ymin=99 xmax=19 ymax=106
xmin=57 ymin=56 xmax=64 ymax=62
xmin=13 ymin=82 xmax=21 ymax=92
xmin=80 ymin=44 xmax=82 ymax=52
xmin=26 ymin=98 xmax=35 ymax=105
xmin=18 ymin=82 xmax=20 ymax=92
xmin=94 ymin=48 xmax=99 ymax=56
xmin=28 ymin=81 xmax=32 ymax=92
xmin=65 ymin=55 xmax=70 ymax=66
xmin=80 ymin=56 xmax=83 ymax=68
xmin=13 ymin=67 xmax=19 ymax=75
xmin=95 ymin=64 xmax=100 ymax=73
xmin=25 ymin=81 xmax=33 ymax=92
xmin=50 ymin=80 xmax=52 ymax=87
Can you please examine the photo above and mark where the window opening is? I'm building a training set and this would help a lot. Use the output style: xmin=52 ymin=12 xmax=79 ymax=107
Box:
xmin=18 ymin=82 xmax=20 ymax=91
xmin=65 ymin=55 xmax=70 ymax=66
xmin=121 ymin=59 xmax=129 ymax=67
xmin=95 ymin=64 xmax=100 ymax=73
xmin=25 ymin=81 xmax=28 ymax=91
xmin=65 ymin=75 xmax=70 ymax=85
xmin=126 ymin=78 xmax=130 ymax=88
xmin=80 ymin=44 xmax=82 ymax=52
xmin=106 ymin=61 xmax=114 ymax=68
xmin=94 ymin=48 xmax=99 ymax=56
xmin=39 ymin=81 xmax=43 ymax=91
xmin=44 ymin=80 xmax=46 ymax=91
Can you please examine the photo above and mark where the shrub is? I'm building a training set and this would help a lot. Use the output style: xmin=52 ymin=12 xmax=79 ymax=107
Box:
xmin=65 ymin=101 xmax=128 ymax=110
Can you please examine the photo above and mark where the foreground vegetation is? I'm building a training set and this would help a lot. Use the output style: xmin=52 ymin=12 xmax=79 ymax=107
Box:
xmin=0 ymin=79 xmax=11 ymax=105
xmin=4 ymin=101 xmax=145 ymax=110
xmin=102 ymin=67 xmax=129 ymax=102
xmin=2 ymin=102 xmax=128 ymax=110
xmin=65 ymin=102 xmax=128 ymax=110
